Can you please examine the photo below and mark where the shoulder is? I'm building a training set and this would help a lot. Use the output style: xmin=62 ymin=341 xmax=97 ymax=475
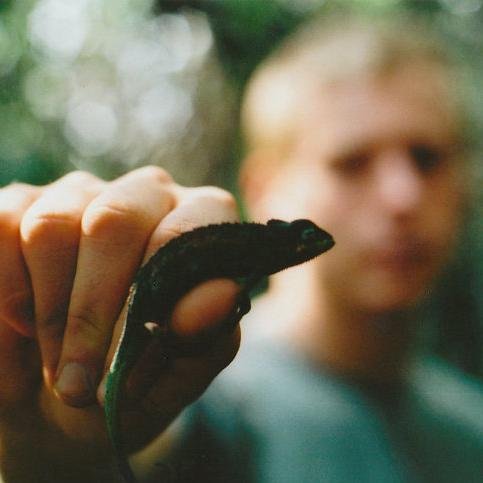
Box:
xmin=409 ymin=356 xmax=483 ymax=433
xmin=404 ymin=356 xmax=483 ymax=481
xmin=193 ymin=338 xmax=415 ymax=483
xmin=201 ymin=336 xmax=400 ymax=444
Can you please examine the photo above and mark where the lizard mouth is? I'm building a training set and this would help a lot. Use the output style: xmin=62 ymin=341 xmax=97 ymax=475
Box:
xmin=296 ymin=235 xmax=335 ymax=258
xmin=302 ymin=235 xmax=335 ymax=252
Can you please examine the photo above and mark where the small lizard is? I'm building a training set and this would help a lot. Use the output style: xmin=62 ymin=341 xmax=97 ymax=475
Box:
xmin=104 ymin=219 xmax=335 ymax=482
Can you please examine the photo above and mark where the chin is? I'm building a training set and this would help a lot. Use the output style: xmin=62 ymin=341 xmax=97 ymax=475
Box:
xmin=357 ymin=273 xmax=433 ymax=315
xmin=362 ymin=294 xmax=423 ymax=315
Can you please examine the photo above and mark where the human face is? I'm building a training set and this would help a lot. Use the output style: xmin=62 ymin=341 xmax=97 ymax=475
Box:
xmin=266 ymin=63 xmax=465 ymax=314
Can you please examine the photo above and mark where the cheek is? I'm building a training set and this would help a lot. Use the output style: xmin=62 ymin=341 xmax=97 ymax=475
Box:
xmin=423 ymin=173 xmax=465 ymax=246
xmin=314 ymin=243 xmax=369 ymax=311
xmin=307 ymin=176 xmax=366 ymax=244
xmin=423 ymin=193 xmax=463 ymax=263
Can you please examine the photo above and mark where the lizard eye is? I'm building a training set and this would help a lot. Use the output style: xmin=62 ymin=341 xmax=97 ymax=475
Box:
xmin=301 ymin=226 xmax=318 ymax=242
xmin=290 ymin=219 xmax=318 ymax=237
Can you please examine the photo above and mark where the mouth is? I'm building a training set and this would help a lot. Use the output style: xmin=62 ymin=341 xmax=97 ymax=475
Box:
xmin=368 ymin=240 xmax=432 ymax=272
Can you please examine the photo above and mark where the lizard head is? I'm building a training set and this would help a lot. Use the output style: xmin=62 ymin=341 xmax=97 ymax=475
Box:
xmin=264 ymin=219 xmax=335 ymax=272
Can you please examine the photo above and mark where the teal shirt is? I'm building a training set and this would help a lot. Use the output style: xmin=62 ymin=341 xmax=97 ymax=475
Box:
xmin=165 ymin=338 xmax=483 ymax=482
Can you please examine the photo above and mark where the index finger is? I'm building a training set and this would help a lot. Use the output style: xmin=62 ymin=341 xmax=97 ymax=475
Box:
xmin=54 ymin=167 xmax=176 ymax=407
xmin=0 ymin=183 xmax=40 ymax=337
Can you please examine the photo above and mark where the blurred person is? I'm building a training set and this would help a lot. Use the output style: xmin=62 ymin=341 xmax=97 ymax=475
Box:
xmin=163 ymin=14 xmax=482 ymax=483
xmin=0 ymin=11 xmax=482 ymax=483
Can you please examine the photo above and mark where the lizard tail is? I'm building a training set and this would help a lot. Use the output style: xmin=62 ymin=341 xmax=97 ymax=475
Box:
xmin=105 ymin=363 xmax=139 ymax=483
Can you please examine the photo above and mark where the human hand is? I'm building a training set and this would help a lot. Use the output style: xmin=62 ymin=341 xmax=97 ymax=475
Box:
xmin=0 ymin=167 xmax=241 ymax=479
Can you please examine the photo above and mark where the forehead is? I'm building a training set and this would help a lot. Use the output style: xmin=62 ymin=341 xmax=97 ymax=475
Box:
xmin=295 ymin=62 xmax=460 ymax=157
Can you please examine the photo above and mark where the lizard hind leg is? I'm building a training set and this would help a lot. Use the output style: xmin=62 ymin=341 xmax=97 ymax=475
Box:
xmin=223 ymin=290 xmax=252 ymax=331
xmin=144 ymin=319 xmax=172 ymax=364
xmin=144 ymin=320 xmax=166 ymax=337
xmin=220 ymin=272 xmax=265 ymax=332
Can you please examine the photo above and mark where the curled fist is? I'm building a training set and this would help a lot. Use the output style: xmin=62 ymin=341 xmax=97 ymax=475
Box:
xmin=0 ymin=167 xmax=241 ymax=481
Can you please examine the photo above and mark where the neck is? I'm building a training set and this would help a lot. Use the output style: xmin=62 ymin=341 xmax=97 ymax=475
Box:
xmin=256 ymin=267 xmax=414 ymax=385
xmin=312 ymin=301 xmax=413 ymax=385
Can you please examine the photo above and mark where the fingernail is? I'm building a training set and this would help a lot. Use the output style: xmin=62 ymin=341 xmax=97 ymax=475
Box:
xmin=54 ymin=362 xmax=94 ymax=407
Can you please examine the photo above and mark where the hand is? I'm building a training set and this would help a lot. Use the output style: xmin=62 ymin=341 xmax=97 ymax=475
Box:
xmin=0 ymin=167 xmax=241 ymax=480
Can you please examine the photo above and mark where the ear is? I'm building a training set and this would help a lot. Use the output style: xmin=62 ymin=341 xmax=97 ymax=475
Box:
xmin=238 ymin=148 xmax=281 ymax=219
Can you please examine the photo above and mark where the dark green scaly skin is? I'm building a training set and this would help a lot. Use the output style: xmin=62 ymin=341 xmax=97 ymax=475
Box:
xmin=104 ymin=219 xmax=334 ymax=482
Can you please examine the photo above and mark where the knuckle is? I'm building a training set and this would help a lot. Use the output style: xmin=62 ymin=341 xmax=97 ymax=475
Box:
xmin=136 ymin=165 xmax=173 ymax=185
xmin=219 ymin=191 xmax=237 ymax=212
xmin=0 ymin=184 xmax=39 ymax=230
xmin=20 ymin=206 xmax=78 ymax=246
xmin=67 ymin=310 xmax=105 ymax=340
xmin=37 ymin=313 xmax=65 ymax=343
xmin=39 ymin=303 xmax=68 ymax=331
xmin=196 ymin=186 xmax=237 ymax=210
xmin=1 ymin=182 xmax=37 ymax=193
xmin=157 ymin=223 xmax=185 ymax=241
xmin=1 ymin=182 xmax=30 ymax=193
xmin=60 ymin=170 xmax=101 ymax=186
xmin=0 ymin=209 xmax=20 ymax=237
xmin=81 ymin=202 xmax=141 ymax=239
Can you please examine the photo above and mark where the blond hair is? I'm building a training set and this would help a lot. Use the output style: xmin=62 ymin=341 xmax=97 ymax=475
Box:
xmin=241 ymin=13 xmax=462 ymax=157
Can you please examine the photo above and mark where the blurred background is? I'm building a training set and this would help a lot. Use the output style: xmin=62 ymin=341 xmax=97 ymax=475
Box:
xmin=0 ymin=0 xmax=481 ymax=377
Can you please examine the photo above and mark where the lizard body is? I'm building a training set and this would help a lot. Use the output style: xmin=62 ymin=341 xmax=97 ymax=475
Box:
xmin=104 ymin=219 xmax=334 ymax=482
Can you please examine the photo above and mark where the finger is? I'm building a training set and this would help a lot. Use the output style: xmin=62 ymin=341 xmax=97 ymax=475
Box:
xmin=54 ymin=166 xmax=176 ymax=407
xmin=106 ymin=297 xmax=241 ymax=452
xmin=101 ymin=185 xmax=240 ymax=370
xmin=143 ymin=185 xmax=239 ymax=258
xmin=127 ymin=327 xmax=240 ymax=451
xmin=0 ymin=183 xmax=40 ymax=337
xmin=171 ymin=278 xmax=243 ymax=338
xmin=117 ymin=278 xmax=242 ymax=402
xmin=20 ymin=171 xmax=105 ymax=388
xmin=145 ymin=325 xmax=240 ymax=417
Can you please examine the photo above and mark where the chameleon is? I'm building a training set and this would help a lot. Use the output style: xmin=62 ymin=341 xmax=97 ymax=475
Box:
xmin=104 ymin=218 xmax=335 ymax=482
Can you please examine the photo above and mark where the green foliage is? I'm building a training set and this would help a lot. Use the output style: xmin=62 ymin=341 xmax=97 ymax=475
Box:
xmin=158 ymin=0 xmax=306 ymax=87
xmin=1 ymin=0 xmax=482 ymax=188
xmin=0 ymin=0 xmax=68 ymax=185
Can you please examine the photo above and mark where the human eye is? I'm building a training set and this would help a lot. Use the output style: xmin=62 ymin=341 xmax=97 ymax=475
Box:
xmin=409 ymin=143 xmax=446 ymax=173
xmin=329 ymin=150 xmax=369 ymax=177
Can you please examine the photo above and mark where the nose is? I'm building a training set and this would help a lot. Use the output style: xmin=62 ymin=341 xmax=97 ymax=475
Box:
xmin=374 ymin=148 xmax=424 ymax=217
